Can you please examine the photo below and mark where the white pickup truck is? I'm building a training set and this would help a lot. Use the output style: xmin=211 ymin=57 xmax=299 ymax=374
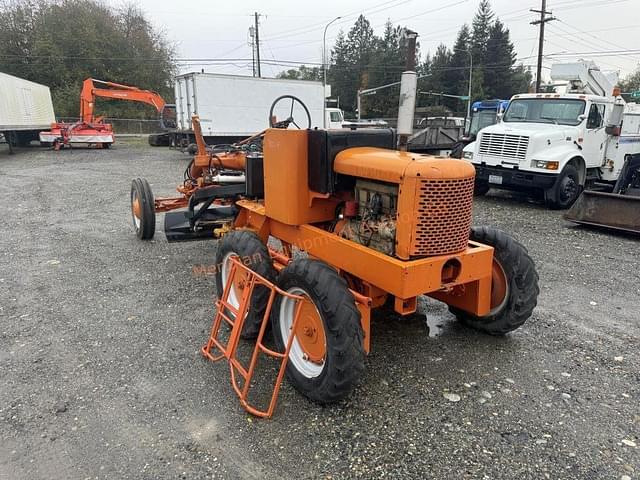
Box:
xmin=463 ymin=61 xmax=640 ymax=208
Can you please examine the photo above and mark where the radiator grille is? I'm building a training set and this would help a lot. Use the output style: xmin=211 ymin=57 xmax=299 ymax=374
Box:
xmin=410 ymin=177 xmax=475 ymax=257
xmin=479 ymin=133 xmax=529 ymax=160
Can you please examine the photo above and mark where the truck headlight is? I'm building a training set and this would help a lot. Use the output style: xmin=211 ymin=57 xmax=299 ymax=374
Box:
xmin=463 ymin=151 xmax=474 ymax=160
xmin=533 ymin=160 xmax=559 ymax=170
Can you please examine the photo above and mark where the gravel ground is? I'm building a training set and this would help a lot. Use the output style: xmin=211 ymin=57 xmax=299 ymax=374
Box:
xmin=0 ymin=140 xmax=638 ymax=480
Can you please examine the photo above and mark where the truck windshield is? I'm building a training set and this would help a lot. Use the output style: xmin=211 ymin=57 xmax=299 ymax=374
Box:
xmin=503 ymin=99 xmax=585 ymax=126
xmin=468 ymin=110 xmax=498 ymax=136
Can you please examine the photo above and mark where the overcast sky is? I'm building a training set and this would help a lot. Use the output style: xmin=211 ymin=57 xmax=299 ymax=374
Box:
xmin=134 ymin=0 xmax=640 ymax=83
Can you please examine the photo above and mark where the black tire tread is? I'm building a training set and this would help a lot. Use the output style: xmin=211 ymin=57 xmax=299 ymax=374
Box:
xmin=272 ymin=259 xmax=365 ymax=404
xmin=131 ymin=178 xmax=155 ymax=240
xmin=451 ymin=226 xmax=539 ymax=335
xmin=214 ymin=230 xmax=275 ymax=339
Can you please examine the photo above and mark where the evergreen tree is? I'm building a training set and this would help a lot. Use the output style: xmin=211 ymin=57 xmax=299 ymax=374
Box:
xmin=483 ymin=19 xmax=516 ymax=99
xmin=366 ymin=20 xmax=403 ymax=117
xmin=446 ymin=24 xmax=472 ymax=100
xmin=470 ymin=0 xmax=494 ymax=64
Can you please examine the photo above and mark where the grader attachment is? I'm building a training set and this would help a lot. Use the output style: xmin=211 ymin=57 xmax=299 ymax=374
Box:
xmin=564 ymin=190 xmax=640 ymax=234
xmin=565 ymin=154 xmax=640 ymax=234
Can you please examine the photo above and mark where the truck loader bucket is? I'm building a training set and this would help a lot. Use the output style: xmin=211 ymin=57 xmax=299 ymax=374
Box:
xmin=564 ymin=190 xmax=640 ymax=234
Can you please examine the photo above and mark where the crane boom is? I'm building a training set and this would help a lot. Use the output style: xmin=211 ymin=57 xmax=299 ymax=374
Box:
xmin=80 ymin=78 xmax=166 ymax=123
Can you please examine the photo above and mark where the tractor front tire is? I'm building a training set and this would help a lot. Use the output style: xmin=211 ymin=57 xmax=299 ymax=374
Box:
xmin=450 ymin=226 xmax=539 ymax=335
xmin=271 ymin=259 xmax=365 ymax=404
xmin=215 ymin=230 xmax=276 ymax=339
xmin=130 ymin=178 xmax=156 ymax=240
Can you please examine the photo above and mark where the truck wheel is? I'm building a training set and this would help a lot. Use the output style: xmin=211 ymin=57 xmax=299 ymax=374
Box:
xmin=544 ymin=164 xmax=580 ymax=209
xmin=450 ymin=226 xmax=539 ymax=335
xmin=474 ymin=181 xmax=490 ymax=196
xmin=272 ymin=259 xmax=365 ymax=404
xmin=215 ymin=230 xmax=276 ymax=339
xmin=130 ymin=178 xmax=156 ymax=240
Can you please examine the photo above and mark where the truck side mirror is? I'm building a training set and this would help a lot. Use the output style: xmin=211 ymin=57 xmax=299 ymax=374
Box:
xmin=496 ymin=112 xmax=504 ymax=121
xmin=577 ymin=114 xmax=587 ymax=122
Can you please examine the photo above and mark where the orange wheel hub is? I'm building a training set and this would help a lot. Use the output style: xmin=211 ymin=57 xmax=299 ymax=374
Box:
xmin=490 ymin=259 xmax=508 ymax=310
xmin=132 ymin=197 xmax=142 ymax=219
xmin=294 ymin=297 xmax=326 ymax=364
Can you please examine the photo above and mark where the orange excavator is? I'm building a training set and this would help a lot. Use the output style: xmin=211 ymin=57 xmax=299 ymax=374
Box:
xmin=40 ymin=78 xmax=171 ymax=149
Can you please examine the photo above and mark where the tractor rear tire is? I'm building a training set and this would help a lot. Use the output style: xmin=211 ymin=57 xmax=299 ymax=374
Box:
xmin=130 ymin=178 xmax=156 ymax=240
xmin=215 ymin=230 xmax=276 ymax=339
xmin=271 ymin=259 xmax=365 ymax=404
xmin=450 ymin=226 xmax=539 ymax=335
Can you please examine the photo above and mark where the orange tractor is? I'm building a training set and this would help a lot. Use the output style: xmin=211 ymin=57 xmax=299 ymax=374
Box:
xmin=40 ymin=78 xmax=173 ymax=149
xmin=131 ymin=94 xmax=539 ymax=415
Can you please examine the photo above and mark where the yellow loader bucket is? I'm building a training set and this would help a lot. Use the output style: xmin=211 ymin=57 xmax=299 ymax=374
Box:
xmin=564 ymin=190 xmax=640 ymax=234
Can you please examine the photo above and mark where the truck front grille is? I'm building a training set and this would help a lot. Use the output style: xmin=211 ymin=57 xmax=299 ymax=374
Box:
xmin=479 ymin=133 xmax=529 ymax=160
xmin=410 ymin=177 xmax=475 ymax=257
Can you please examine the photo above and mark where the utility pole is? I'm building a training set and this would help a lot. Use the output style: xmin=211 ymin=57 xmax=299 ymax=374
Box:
xmin=248 ymin=26 xmax=256 ymax=77
xmin=530 ymin=0 xmax=556 ymax=93
xmin=254 ymin=12 xmax=261 ymax=78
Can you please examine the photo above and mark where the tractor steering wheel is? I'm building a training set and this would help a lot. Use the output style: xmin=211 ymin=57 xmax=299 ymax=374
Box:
xmin=269 ymin=95 xmax=312 ymax=129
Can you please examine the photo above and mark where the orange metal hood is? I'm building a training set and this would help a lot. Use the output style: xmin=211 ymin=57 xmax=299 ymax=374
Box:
xmin=334 ymin=147 xmax=475 ymax=183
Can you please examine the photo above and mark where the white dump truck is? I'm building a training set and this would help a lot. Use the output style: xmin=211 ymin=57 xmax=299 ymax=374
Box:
xmin=464 ymin=61 xmax=640 ymax=208
xmin=165 ymin=72 xmax=342 ymax=147
xmin=0 ymin=72 xmax=55 ymax=151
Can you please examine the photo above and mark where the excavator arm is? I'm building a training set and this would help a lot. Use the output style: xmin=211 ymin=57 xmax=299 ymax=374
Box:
xmin=79 ymin=78 xmax=166 ymax=123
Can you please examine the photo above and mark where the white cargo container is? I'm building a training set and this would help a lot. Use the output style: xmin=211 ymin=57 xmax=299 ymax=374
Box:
xmin=0 ymin=72 xmax=55 ymax=148
xmin=173 ymin=73 xmax=336 ymax=145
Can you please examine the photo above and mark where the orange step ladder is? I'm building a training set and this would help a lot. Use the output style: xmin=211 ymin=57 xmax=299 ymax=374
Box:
xmin=201 ymin=256 xmax=304 ymax=418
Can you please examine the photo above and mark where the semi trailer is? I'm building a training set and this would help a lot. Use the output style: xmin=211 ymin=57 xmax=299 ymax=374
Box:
xmin=0 ymin=72 xmax=55 ymax=152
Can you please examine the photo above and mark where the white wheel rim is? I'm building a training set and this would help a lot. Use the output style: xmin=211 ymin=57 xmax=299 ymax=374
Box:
xmin=279 ymin=287 xmax=325 ymax=379
xmin=221 ymin=251 xmax=241 ymax=310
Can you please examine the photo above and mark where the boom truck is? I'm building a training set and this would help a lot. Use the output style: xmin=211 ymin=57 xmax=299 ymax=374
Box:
xmin=40 ymin=78 xmax=174 ymax=149
xmin=129 ymin=42 xmax=539 ymax=416
xmin=464 ymin=61 xmax=640 ymax=209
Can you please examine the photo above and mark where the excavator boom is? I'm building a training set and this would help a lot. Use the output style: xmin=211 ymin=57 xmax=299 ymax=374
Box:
xmin=80 ymin=78 xmax=166 ymax=123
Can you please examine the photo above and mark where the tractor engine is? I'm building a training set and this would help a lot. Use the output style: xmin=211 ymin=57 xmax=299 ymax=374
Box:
xmin=337 ymin=180 xmax=398 ymax=256
xmin=332 ymin=146 xmax=477 ymax=260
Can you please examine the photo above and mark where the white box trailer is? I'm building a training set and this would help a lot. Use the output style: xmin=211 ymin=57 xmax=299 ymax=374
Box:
xmin=172 ymin=73 xmax=329 ymax=145
xmin=0 ymin=72 xmax=55 ymax=148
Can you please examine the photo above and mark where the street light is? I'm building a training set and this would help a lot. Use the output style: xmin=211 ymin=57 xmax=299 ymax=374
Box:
xmin=323 ymin=16 xmax=341 ymax=128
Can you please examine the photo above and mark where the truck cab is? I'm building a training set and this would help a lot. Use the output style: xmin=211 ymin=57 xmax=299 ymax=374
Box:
xmin=468 ymin=93 xmax=613 ymax=208
xmin=465 ymin=61 xmax=628 ymax=209
xmin=325 ymin=108 xmax=345 ymax=129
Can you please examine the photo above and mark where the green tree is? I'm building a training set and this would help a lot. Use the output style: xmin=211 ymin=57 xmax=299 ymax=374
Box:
xmin=483 ymin=19 xmax=517 ymax=99
xmin=620 ymin=68 xmax=640 ymax=94
xmin=277 ymin=65 xmax=322 ymax=81
xmin=0 ymin=0 xmax=176 ymax=118
xmin=446 ymin=24 xmax=472 ymax=100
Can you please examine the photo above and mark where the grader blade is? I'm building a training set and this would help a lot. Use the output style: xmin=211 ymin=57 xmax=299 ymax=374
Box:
xmin=564 ymin=190 xmax=640 ymax=234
